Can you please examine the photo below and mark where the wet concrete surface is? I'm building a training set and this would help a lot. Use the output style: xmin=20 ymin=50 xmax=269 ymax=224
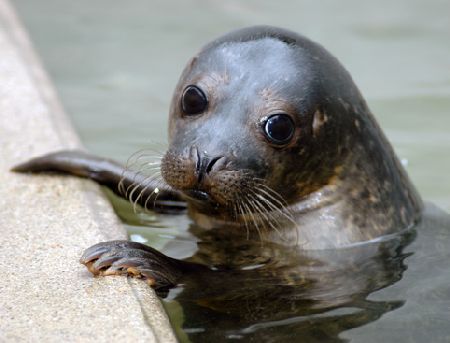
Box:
xmin=0 ymin=1 xmax=176 ymax=341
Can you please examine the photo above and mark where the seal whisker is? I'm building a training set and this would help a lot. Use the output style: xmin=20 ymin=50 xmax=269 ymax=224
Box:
xmin=247 ymin=197 xmax=275 ymax=244
xmin=132 ymin=170 xmax=163 ymax=212
xmin=140 ymin=174 xmax=166 ymax=211
xmin=241 ymin=198 xmax=264 ymax=245
xmin=120 ymin=167 xmax=143 ymax=199
xmin=130 ymin=160 xmax=162 ymax=176
xmin=138 ymin=162 xmax=162 ymax=168
xmin=124 ymin=147 xmax=164 ymax=165
xmin=253 ymin=182 xmax=289 ymax=207
xmin=255 ymin=189 xmax=290 ymax=215
xmin=119 ymin=149 xmax=165 ymax=211
xmin=253 ymin=184 xmax=297 ymax=223
xmin=236 ymin=200 xmax=251 ymax=241
xmin=152 ymin=180 xmax=164 ymax=208
xmin=250 ymin=194 xmax=288 ymax=243
xmin=246 ymin=187 xmax=288 ymax=239
xmin=138 ymin=142 xmax=168 ymax=156
xmin=140 ymin=172 xmax=167 ymax=209
xmin=250 ymin=185 xmax=301 ymax=245
xmin=137 ymin=165 xmax=163 ymax=174
xmin=130 ymin=154 xmax=163 ymax=164
xmin=144 ymin=185 xmax=161 ymax=211
xmin=128 ymin=183 xmax=142 ymax=211
xmin=125 ymin=149 xmax=163 ymax=170
xmin=119 ymin=147 xmax=165 ymax=199
xmin=245 ymin=196 xmax=266 ymax=228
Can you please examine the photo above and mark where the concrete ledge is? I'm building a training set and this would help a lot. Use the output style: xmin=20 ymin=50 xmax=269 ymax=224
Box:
xmin=0 ymin=1 xmax=176 ymax=341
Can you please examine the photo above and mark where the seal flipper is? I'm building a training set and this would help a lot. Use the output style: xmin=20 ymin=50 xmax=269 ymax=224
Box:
xmin=80 ymin=240 xmax=206 ymax=290
xmin=12 ymin=150 xmax=186 ymax=212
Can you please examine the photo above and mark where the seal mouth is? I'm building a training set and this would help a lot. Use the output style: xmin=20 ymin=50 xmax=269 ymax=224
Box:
xmin=183 ymin=189 xmax=212 ymax=202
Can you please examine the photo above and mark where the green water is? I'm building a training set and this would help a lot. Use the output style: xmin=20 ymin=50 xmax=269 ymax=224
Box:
xmin=12 ymin=0 xmax=450 ymax=211
xmin=12 ymin=0 xmax=450 ymax=342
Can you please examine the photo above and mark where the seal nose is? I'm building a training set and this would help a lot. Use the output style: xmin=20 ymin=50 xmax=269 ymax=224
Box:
xmin=194 ymin=149 xmax=225 ymax=183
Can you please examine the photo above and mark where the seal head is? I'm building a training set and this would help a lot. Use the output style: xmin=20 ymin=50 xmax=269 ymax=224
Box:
xmin=161 ymin=26 xmax=422 ymax=248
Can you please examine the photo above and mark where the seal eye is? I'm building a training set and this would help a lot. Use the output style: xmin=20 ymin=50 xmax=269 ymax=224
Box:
xmin=181 ymin=85 xmax=208 ymax=115
xmin=263 ymin=113 xmax=295 ymax=145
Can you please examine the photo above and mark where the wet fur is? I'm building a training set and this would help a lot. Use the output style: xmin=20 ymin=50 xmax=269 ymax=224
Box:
xmin=161 ymin=26 xmax=422 ymax=248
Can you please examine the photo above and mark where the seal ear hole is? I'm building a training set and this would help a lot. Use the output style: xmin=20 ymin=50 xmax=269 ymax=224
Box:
xmin=262 ymin=113 xmax=295 ymax=146
xmin=181 ymin=85 xmax=208 ymax=115
xmin=312 ymin=110 xmax=327 ymax=137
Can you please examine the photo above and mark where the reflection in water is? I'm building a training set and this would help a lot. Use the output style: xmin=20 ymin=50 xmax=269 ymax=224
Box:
xmin=155 ymin=221 xmax=415 ymax=342
xmin=113 ymin=199 xmax=450 ymax=342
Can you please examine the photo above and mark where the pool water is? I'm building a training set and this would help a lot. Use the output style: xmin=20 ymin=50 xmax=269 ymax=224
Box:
xmin=13 ymin=1 xmax=450 ymax=342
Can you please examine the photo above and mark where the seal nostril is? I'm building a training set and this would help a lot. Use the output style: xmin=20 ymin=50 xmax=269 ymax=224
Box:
xmin=206 ymin=156 xmax=224 ymax=174
xmin=195 ymin=147 xmax=202 ymax=174
xmin=194 ymin=151 xmax=225 ymax=183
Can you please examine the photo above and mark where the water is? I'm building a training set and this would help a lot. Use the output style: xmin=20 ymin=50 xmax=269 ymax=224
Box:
xmin=12 ymin=1 xmax=450 ymax=342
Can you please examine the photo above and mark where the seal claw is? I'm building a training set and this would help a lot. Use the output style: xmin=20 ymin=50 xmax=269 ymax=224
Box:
xmin=79 ymin=240 xmax=182 ymax=289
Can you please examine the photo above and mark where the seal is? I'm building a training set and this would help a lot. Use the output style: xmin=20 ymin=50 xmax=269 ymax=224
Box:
xmin=13 ymin=26 xmax=423 ymax=289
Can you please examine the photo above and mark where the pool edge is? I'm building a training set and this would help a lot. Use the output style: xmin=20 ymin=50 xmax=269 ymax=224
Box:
xmin=0 ymin=0 xmax=177 ymax=341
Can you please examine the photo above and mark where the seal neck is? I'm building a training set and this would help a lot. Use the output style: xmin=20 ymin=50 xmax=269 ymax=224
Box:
xmin=286 ymin=110 xmax=423 ymax=249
